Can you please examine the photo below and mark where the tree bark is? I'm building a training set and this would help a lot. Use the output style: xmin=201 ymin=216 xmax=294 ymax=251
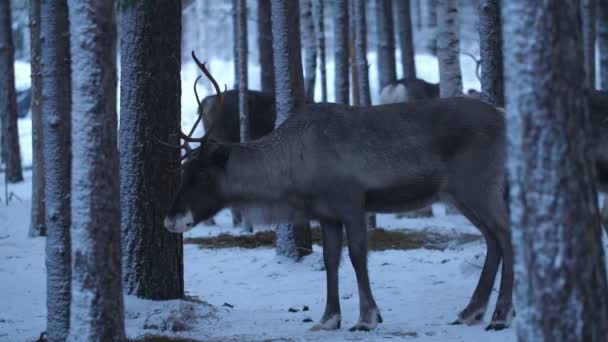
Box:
xmin=236 ymin=0 xmax=249 ymax=142
xmin=598 ymin=0 xmax=608 ymax=89
xmin=313 ymin=0 xmax=327 ymax=102
xmin=353 ymin=0 xmax=376 ymax=228
xmin=258 ymin=0 xmax=275 ymax=93
xmin=69 ymin=0 xmax=124 ymax=341
xmin=437 ymin=0 xmax=462 ymax=97
xmin=503 ymin=1 xmax=608 ymax=340
xmin=354 ymin=0 xmax=371 ymax=107
xmin=0 ymin=0 xmax=23 ymax=183
xmin=349 ymin=1 xmax=359 ymax=107
xmin=40 ymin=1 xmax=71 ymax=340
xmin=29 ymin=0 xmax=45 ymax=237
xmin=119 ymin=0 xmax=184 ymax=300
xmin=425 ymin=0 xmax=438 ymax=54
xmin=334 ymin=0 xmax=349 ymax=104
xmin=271 ymin=0 xmax=313 ymax=260
xmin=396 ymin=0 xmax=416 ymax=80
xmin=301 ymin=0 xmax=317 ymax=102
xmin=375 ymin=0 xmax=397 ymax=89
xmin=68 ymin=0 xmax=126 ymax=340
xmin=582 ymin=0 xmax=596 ymax=89
xmin=478 ymin=0 xmax=504 ymax=106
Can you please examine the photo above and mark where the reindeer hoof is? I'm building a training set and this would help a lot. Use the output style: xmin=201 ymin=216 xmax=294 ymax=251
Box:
xmin=485 ymin=322 xmax=508 ymax=331
xmin=310 ymin=314 xmax=341 ymax=331
xmin=452 ymin=306 xmax=485 ymax=325
xmin=348 ymin=322 xmax=376 ymax=332
xmin=349 ymin=309 xmax=381 ymax=331
xmin=485 ymin=306 xmax=514 ymax=331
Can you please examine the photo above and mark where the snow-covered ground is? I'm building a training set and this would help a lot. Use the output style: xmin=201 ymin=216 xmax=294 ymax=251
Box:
xmin=0 ymin=171 xmax=518 ymax=342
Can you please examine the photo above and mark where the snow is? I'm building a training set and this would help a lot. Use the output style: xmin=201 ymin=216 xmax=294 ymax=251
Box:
xmin=0 ymin=170 xmax=524 ymax=341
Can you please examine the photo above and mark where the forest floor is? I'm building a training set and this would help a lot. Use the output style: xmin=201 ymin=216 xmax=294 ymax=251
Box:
xmin=0 ymin=172 xmax=522 ymax=342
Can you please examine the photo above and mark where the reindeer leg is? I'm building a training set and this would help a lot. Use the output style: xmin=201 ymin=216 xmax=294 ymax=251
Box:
xmin=344 ymin=214 xmax=382 ymax=331
xmin=452 ymin=224 xmax=501 ymax=325
xmin=452 ymin=184 xmax=513 ymax=330
xmin=486 ymin=226 xmax=514 ymax=331
xmin=311 ymin=220 xmax=343 ymax=331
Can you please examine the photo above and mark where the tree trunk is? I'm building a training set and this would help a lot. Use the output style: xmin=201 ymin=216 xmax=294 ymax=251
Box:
xmin=0 ymin=0 xmax=23 ymax=183
xmin=119 ymin=0 xmax=184 ymax=300
xmin=582 ymin=0 xmax=596 ymax=89
xmin=478 ymin=0 xmax=504 ymax=106
xmin=313 ymin=0 xmax=327 ymax=102
xmin=353 ymin=0 xmax=376 ymax=228
xmin=598 ymin=0 xmax=608 ymax=231
xmin=598 ymin=0 xmax=608 ymax=89
xmin=195 ymin=0 xmax=212 ymax=94
xmin=375 ymin=0 xmax=397 ymax=89
xmin=414 ymin=0 xmax=422 ymax=31
xmin=437 ymin=0 xmax=462 ymax=97
xmin=236 ymin=0 xmax=249 ymax=142
xmin=334 ymin=0 xmax=349 ymax=104
xmin=258 ymin=0 xmax=275 ymax=93
xmin=40 ymin=1 xmax=71 ymax=340
xmin=68 ymin=0 xmax=126 ymax=340
xmin=396 ymin=0 xmax=416 ymax=80
xmin=29 ymin=0 xmax=45 ymax=237
xmin=271 ymin=0 xmax=313 ymax=260
xmin=502 ymin=1 xmax=608 ymax=340
xmin=301 ymin=0 xmax=317 ymax=102
xmin=353 ymin=0 xmax=371 ymax=106
xmin=425 ymin=0 xmax=438 ymax=54
xmin=233 ymin=0 xmax=239 ymax=88
xmin=349 ymin=2 xmax=359 ymax=107
xmin=236 ymin=0 xmax=253 ymax=232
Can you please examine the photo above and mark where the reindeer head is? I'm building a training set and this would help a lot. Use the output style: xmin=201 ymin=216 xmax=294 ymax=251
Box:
xmin=164 ymin=52 xmax=229 ymax=233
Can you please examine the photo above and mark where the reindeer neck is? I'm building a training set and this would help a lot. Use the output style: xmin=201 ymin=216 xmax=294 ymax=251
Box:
xmin=222 ymin=140 xmax=288 ymax=203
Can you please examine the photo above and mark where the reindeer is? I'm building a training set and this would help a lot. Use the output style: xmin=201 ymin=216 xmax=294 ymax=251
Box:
xmin=198 ymin=89 xmax=276 ymax=227
xmin=164 ymin=52 xmax=513 ymax=331
xmin=379 ymin=52 xmax=482 ymax=105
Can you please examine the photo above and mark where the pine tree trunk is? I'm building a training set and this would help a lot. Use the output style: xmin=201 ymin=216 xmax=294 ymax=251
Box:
xmin=119 ymin=0 xmax=184 ymax=300
xmin=29 ymin=0 xmax=45 ymax=237
xmin=334 ymin=0 xmax=349 ymax=104
xmin=232 ymin=0 xmax=239 ymax=88
xmin=503 ymin=1 xmax=608 ymax=340
xmin=396 ymin=0 xmax=416 ymax=80
xmin=437 ymin=0 xmax=462 ymax=97
xmin=271 ymin=0 xmax=313 ymax=260
xmin=581 ymin=0 xmax=603 ymax=89
xmin=425 ymin=0 xmax=438 ymax=54
xmin=478 ymin=0 xmax=504 ymax=106
xmin=582 ymin=0 xmax=596 ymax=89
xmin=258 ymin=0 xmax=275 ymax=93
xmin=301 ymin=0 xmax=317 ymax=102
xmin=41 ymin=1 xmax=71 ymax=340
xmin=353 ymin=0 xmax=376 ymax=228
xmin=68 ymin=1 xmax=126 ymax=340
xmin=598 ymin=0 xmax=608 ymax=89
xmin=236 ymin=0 xmax=249 ymax=142
xmin=353 ymin=0 xmax=371 ymax=106
xmin=0 ymin=0 xmax=23 ymax=183
xmin=349 ymin=4 xmax=359 ymax=107
xmin=598 ymin=0 xmax=608 ymax=232
xmin=414 ymin=0 xmax=422 ymax=31
xmin=313 ymin=0 xmax=327 ymax=102
xmin=376 ymin=0 xmax=397 ymax=89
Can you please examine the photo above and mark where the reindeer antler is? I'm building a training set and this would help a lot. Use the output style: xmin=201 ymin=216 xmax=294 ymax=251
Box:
xmin=159 ymin=51 xmax=225 ymax=171
xmin=462 ymin=52 xmax=481 ymax=82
